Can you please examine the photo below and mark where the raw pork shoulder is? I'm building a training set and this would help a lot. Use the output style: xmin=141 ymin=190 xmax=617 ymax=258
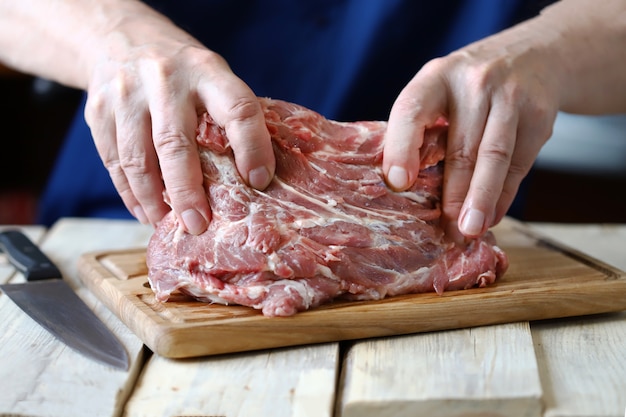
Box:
xmin=146 ymin=98 xmax=508 ymax=317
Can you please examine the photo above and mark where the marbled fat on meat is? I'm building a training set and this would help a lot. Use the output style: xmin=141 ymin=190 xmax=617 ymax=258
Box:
xmin=146 ymin=98 xmax=508 ymax=317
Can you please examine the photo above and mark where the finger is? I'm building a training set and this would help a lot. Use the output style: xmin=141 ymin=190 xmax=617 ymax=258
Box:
xmin=200 ymin=75 xmax=274 ymax=190
xmin=493 ymin=161 xmax=526 ymax=226
xmin=114 ymin=98 xmax=170 ymax=226
xmin=440 ymin=91 xmax=490 ymax=239
xmin=146 ymin=84 xmax=210 ymax=235
xmin=85 ymin=91 xmax=150 ymax=224
xmin=492 ymin=107 xmax=555 ymax=225
xmin=383 ymin=64 xmax=447 ymax=191
xmin=457 ymin=103 xmax=518 ymax=238
xmin=491 ymin=134 xmax=532 ymax=227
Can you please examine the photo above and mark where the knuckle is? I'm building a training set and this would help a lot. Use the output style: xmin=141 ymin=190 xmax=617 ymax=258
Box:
xmin=498 ymin=81 xmax=524 ymax=106
xmin=118 ymin=149 xmax=150 ymax=177
xmin=84 ymin=90 xmax=107 ymax=125
xmin=225 ymin=96 xmax=263 ymax=124
xmin=112 ymin=70 xmax=137 ymax=101
xmin=480 ymin=142 xmax=513 ymax=164
xmin=530 ymin=105 xmax=557 ymax=139
xmin=458 ymin=56 xmax=509 ymax=95
xmin=391 ymin=94 xmax=433 ymax=127
xmin=508 ymin=159 xmax=533 ymax=179
xmin=100 ymin=151 xmax=119 ymax=169
xmin=445 ymin=142 xmax=475 ymax=170
xmin=466 ymin=64 xmax=497 ymax=93
xmin=103 ymin=159 xmax=130 ymax=187
xmin=167 ymin=184 xmax=197 ymax=201
xmin=144 ymin=45 xmax=227 ymax=83
xmin=421 ymin=56 xmax=452 ymax=76
xmin=191 ymin=48 xmax=228 ymax=70
xmin=151 ymin=56 xmax=176 ymax=81
xmin=473 ymin=182 xmax=499 ymax=201
xmin=161 ymin=174 xmax=203 ymax=204
xmin=153 ymin=129 xmax=195 ymax=156
xmin=236 ymin=136 xmax=269 ymax=157
xmin=139 ymin=50 xmax=180 ymax=86
xmin=103 ymin=158 xmax=122 ymax=175
xmin=393 ymin=95 xmax=424 ymax=116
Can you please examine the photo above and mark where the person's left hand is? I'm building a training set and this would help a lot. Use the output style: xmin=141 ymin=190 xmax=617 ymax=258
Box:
xmin=382 ymin=22 xmax=560 ymax=240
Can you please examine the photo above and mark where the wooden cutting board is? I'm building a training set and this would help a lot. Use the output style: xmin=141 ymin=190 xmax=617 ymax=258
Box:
xmin=77 ymin=217 xmax=626 ymax=358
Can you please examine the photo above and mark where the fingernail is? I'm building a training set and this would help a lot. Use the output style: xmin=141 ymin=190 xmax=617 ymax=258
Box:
xmin=387 ymin=165 xmax=409 ymax=190
xmin=133 ymin=205 xmax=148 ymax=224
xmin=248 ymin=166 xmax=271 ymax=189
xmin=181 ymin=209 xmax=207 ymax=235
xmin=460 ymin=208 xmax=485 ymax=237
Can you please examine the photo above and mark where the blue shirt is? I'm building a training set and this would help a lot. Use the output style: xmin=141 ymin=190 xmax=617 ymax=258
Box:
xmin=37 ymin=0 xmax=545 ymax=225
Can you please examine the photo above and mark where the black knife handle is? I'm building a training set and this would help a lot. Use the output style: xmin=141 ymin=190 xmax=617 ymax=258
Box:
xmin=0 ymin=230 xmax=62 ymax=282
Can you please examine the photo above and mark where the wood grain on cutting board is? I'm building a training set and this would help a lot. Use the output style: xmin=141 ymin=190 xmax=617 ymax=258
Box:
xmin=77 ymin=217 xmax=626 ymax=359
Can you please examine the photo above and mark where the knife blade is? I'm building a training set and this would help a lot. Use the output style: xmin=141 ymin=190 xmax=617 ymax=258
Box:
xmin=0 ymin=229 xmax=129 ymax=370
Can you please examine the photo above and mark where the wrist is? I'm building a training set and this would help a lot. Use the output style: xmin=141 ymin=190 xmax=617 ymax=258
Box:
xmin=536 ymin=0 xmax=626 ymax=113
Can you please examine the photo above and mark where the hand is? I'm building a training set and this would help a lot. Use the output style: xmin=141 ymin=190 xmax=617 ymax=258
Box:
xmin=382 ymin=22 xmax=560 ymax=240
xmin=83 ymin=5 xmax=275 ymax=234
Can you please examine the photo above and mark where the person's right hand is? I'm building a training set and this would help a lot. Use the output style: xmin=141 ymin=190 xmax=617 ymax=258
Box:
xmin=83 ymin=2 xmax=275 ymax=234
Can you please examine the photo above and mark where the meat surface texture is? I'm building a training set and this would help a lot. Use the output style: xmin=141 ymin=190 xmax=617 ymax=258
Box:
xmin=146 ymin=98 xmax=508 ymax=317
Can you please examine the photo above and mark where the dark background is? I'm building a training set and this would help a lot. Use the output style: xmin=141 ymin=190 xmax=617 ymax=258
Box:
xmin=0 ymin=66 xmax=81 ymax=224
xmin=1 ymin=65 xmax=624 ymax=225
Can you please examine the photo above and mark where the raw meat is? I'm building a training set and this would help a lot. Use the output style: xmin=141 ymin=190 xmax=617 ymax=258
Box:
xmin=146 ymin=98 xmax=508 ymax=317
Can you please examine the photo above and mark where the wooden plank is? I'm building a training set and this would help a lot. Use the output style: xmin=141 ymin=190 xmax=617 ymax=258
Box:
xmin=124 ymin=343 xmax=339 ymax=417
xmin=337 ymin=322 xmax=542 ymax=417
xmin=0 ymin=218 xmax=153 ymax=417
xmin=76 ymin=217 xmax=626 ymax=359
xmin=529 ymin=223 xmax=626 ymax=417
xmin=532 ymin=313 xmax=626 ymax=417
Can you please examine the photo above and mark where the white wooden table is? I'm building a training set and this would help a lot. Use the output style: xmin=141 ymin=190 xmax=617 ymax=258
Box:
xmin=1 ymin=218 xmax=625 ymax=417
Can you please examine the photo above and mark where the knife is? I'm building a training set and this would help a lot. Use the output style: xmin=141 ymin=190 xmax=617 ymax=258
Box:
xmin=0 ymin=229 xmax=129 ymax=370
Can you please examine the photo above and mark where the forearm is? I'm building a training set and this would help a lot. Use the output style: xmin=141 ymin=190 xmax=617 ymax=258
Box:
xmin=536 ymin=0 xmax=626 ymax=114
xmin=0 ymin=0 xmax=176 ymax=89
